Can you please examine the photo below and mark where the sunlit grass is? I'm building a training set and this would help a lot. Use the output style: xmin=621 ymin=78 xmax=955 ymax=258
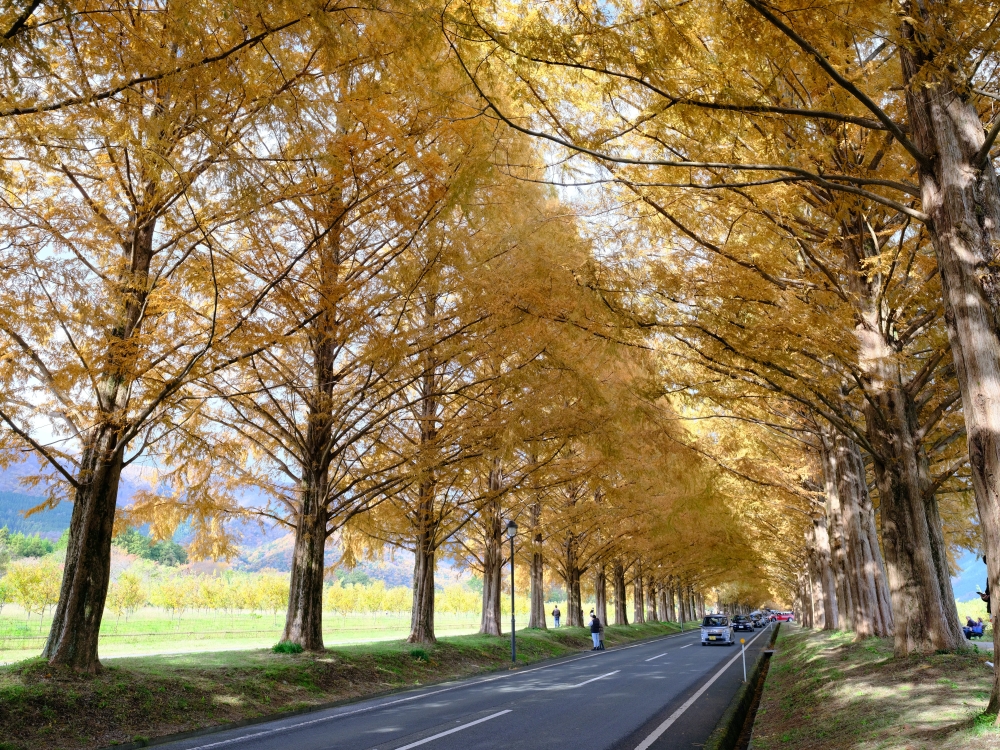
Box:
xmin=752 ymin=625 xmax=1000 ymax=749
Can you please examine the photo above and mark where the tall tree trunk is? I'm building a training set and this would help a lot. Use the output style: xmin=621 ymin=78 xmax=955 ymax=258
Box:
xmin=657 ymin=584 xmax=668 ymax=622
xmin=42 ymin=429 xmax=123 ymax=672
xmin=479 ymin=494 xmax=503 ymax=636
xmin=822 ymin=444 xmax=854 ymax=632
xmin=811 ymin=516 xmax=839 ymax=629
xmin=595 ymin=563 xmax=608 ymax=628
xmin=409 ymin=528 xmax=436 ymax=644
xmin=560 ymin=531 xmax=584 ymax=627
xmin=866 ymin=383 xmax=963 ymax=652
xmin=665 ymin=581 xmax=676 ymax=622
xmin=646 ymin=576 xmax=658 ymax=622
xmin=282 ymin=222 xmax=342 ymax=651
xmin=824 ymin=426 xmax=894 ymax=637
xmin=897 ymin=5 xmax=998 ymax=678
xmin=613 ymin=562 xmax=629 ymax=625
xmin=44 ymin=221 xmax=157 ymax=672
xmin=528 ymin=502 xmax=546 ymax=629
xmin=409 ymin=473 xmax=438 ymax=644
xmin=282 ymin=475 xmax=328 ymax=650
xmin=633 ymin=564 xmax=645 ymax=624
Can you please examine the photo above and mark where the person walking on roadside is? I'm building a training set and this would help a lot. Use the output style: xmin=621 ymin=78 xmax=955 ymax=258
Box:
xmin=552 ymin=605 xmax=561 ymax=628
xmin=598 ymin=617 xmax=606 ymax=650
xmin=589 ymin=611 xmax=602 ymax=650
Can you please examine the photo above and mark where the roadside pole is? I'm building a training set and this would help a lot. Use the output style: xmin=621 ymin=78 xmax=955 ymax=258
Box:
xmin=740 ymin=638 xmax=746 ymax=682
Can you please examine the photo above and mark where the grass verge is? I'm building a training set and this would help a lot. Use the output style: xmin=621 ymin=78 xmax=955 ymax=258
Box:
xmin=750 ymin=624 xmax=1000 ymax=749
xmin=0 ymin=621 xmax=678 ymax=749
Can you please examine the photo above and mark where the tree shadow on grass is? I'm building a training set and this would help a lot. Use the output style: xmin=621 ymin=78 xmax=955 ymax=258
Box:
xmin=754 ymin=629 xmax=1000 ymax=749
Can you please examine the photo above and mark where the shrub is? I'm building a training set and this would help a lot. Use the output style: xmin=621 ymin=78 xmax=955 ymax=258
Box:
xmin=272 ymin=641 xmax=304 ymax=654
xmin=410 ymin=648 xmax=429 ymax=662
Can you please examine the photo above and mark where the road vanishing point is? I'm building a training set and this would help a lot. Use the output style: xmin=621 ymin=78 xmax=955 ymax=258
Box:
xmin=158 ymin=625 xmax=774 ymax=750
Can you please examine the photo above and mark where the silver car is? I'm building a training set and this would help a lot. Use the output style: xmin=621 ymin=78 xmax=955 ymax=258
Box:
xmin=701 ymin=615 xmax=735 ymax=646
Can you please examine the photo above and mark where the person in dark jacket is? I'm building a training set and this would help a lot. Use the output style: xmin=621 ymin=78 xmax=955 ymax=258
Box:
xmin=552 ymin=605 xmax=561 ymax=628
xmin=589 ymin=611 xmax=601 ymax=650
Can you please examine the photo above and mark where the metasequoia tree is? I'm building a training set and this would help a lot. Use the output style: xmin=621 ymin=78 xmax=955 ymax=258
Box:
xmin=447 ymin=0 xmax=1000 ymax=677
xmin=352 ymin=173 xmax=607 ymax=642
xmin=0 ymin=3 xmax=334 ymax=671
xmin=126 ymin=15 xmax=496 ymax=651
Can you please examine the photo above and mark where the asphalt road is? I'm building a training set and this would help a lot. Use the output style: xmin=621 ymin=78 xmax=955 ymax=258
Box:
xmin=159 ymin=624 xmax=775 ymax=750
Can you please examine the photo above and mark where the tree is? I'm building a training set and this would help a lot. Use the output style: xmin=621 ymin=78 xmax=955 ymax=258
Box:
xmin=446 ymin=0 xmax=1000 ymax=678
xmin=106 ymin=572 xmax=146 ymax=627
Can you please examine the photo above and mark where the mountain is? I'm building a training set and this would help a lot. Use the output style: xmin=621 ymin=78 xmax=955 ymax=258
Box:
xmin=0 ymin=491 xmax=72 ymax=537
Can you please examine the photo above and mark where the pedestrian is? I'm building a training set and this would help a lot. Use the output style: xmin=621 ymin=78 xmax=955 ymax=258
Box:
xmin=552 ymin=605 xmax=561 ymax=628
xmin=598 ymin=618 xmax=606 ymax=650
xmin=590 ymin=612 xmax=601 ymax=650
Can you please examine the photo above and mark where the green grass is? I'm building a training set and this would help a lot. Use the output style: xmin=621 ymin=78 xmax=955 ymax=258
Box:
xmin=0 ymin=621 xmax=681 ymax=749
xmin=0 ymin=605 xmax=483 ymax=663
xmin=751 ymin=624 xmax=1000 ymax=749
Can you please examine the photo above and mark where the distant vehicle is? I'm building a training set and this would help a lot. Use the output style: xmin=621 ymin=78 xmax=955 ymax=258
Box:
xmin=701 ymin=615 xmax=735 ymax=646
xmin=732 ymin=615 xmax=754 ymax=632
xmin=776 ymin=612 xmax=794 ymax=621
xmin=749 ymin=613 xmax=765 ymax=628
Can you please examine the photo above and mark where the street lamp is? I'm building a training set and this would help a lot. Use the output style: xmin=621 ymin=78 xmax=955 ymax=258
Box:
xmin=506 ymin=519 xmax=518 ymax=663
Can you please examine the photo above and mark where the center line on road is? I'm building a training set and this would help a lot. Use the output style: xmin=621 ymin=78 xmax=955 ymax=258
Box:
xmin=180 ymin=631 xmax=693 ymax=749
xmin=391 ymin=710 xmax=512 ymax=750
xmin=644 ymin=653 xmax=667 ymax=662
xmin=573 ymin=670 xmax=619 ymax=688
xmin=633 ymin=627 xmax=770 ymax=750
xmin=545 ymin=670 xmax=620 ymax=690
xmin=680 ymin=644 xmax=692 ymax=649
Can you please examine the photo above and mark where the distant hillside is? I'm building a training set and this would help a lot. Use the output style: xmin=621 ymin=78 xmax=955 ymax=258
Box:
xmin=0 ymin=492 xmax=72 ymax=537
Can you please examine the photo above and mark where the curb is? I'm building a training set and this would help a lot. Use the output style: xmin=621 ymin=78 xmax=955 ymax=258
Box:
xmin=702 ymin=623 xmax=781 ymax=750
xmin=99 ymin=625 xmax=689 ymax=750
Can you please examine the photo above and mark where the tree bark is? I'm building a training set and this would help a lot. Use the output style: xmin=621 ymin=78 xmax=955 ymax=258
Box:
xmin=822 ymin=426 xmax=894 ymax=637
xmin=896 ymin=3 xmax=1000 ymax=676
xmin=479 ymin=494 xmax=503 ymax=636
xmin=528 ymin=502 xmax=546 ymax=629
xmin=646 ymin=576 xmax=658 ymax=622
xmin=42 ymin=428 xmax=124 ymax=672
xmin=633 ymin=563 xmax=645 ymax=624
xmin=595 ymin=563 xmax=608 ymax=628
xmin=409 ymin=527 xmax=436 ymax=644
xmin=282 ymin=476 xmax=328 ymax=650
xmin=44 ymin=220 xmax=157 ymax=672
xmin=613 ymin=562 xmax=628 ymax=625
xmin=657 ymin=583 xmax=668 ymax=622
xmin=810 ymin=516 xmax=839 ymax=629
xmin=665 ymin=581 xmax=676 ymax=622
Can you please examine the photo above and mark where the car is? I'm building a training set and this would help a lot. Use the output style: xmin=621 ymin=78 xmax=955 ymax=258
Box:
xmin=775 ymin=612 xmax=795 ymax=622
xmin=701 ymin=614 xmax=735 ymax=646
xmin=749 ymin=614 xmax=765 ymax=628
xmin=732 ymin=615 xmax=754 ymax=632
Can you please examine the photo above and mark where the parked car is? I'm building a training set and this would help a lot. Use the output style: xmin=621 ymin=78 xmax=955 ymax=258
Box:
xmin=776 ymin=612 xmax=795 ymax=621
xmin=701 ymin=615 xmax=735 ymax=646
xmin=732 ymin=615 xmax=754 ymax=632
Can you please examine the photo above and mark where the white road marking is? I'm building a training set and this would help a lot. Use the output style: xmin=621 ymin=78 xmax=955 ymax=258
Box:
xmin=644 ymin=653 xmax=668 ymax=662
xmin=180 ymin=629 xmax=693 ymax=750
xmin=556 ymin=669 xmax=621 ymax=692
xmin=680 ymin=643 xmax=692 ymax=649
xmin=633 ymin=627 xmax=770 ymax=750
xmin=392 ymin=710 xmax=512 ymax=750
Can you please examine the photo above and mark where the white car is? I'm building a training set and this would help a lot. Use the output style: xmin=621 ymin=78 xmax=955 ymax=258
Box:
xmin=701 ymin=615 xmax=735 ymax=646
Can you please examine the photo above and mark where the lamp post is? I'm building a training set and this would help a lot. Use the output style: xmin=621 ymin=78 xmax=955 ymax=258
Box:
xmin=506 ymin=519 xmax=518 ymax=663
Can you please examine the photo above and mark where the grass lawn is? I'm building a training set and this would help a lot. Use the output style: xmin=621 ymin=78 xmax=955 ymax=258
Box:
xmin=0 ymin=621 xmax=679 ymax=749
xmin=0 ymin=607 xmax=482 ymax=663
xmin=751 ymin=624 xmax=1000 ymax=749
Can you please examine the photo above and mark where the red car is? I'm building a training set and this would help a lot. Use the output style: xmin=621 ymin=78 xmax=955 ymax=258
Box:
xmin=775 ymin=612 xmax=795 ymax=622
